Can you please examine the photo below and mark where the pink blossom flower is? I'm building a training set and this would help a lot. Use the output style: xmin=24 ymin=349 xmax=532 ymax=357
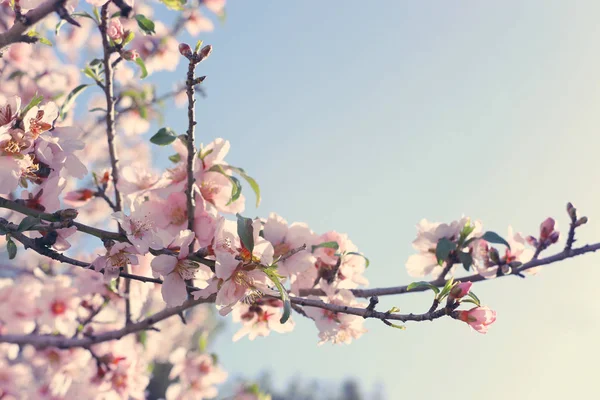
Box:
xmin=36 ymin=275 xmax=79 ymax=335
xmin=262 ymin=213 xmax=317 ymax=277
xmin=303 ymin=290 xmax=368 ymax=345
xmin=458 ymin=306 xmax=497 ymax=334
xmin=107 ymin=19 xmax=125 ymax=42
xmin=473 ymin=226 xmax=535 ymax=279
xmin=184 ymin=10 xmax=214 ymax=36
xmin=231 ymin=298 xmax=295 ymax=341
xmin=91 ymin=242 xmax=139 ymax=282
xmin=151 ymin=230 xmax=214 ymax=307
xmin=166 ymin=347 xmax=227 ymax=400
xmin=0 ymin=95 xmax=20 ymax=127
xmin=113 ymin=200 xmax=163 ymax=254
xmin=194 ymin=218 xmax=275 ymax=315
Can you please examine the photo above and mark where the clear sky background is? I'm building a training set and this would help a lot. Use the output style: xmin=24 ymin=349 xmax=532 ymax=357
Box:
xmin=148 ymin=1 xmax=600 ymax=398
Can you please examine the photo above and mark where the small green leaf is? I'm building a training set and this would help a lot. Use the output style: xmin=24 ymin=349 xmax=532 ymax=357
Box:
xmin=226 ymin=175 xmax=242 ymax=205
xmin=438 ymin=276 xmax=455 ymax=300
xmin=386 ymin=306 xmax=400 ymax=313
xmin=466 ymin=291 xmax=481 ymax=306
xmin=55 ymin=20 xmax=67 ymax=36
xmin=17 ymin=216 xmax=40 ymax=232
xmin=198 ymin=331 xmax=208 ymax=352
xmin=122 ymin=31 xmax=135 ymax=46
xmin=20 ymin=94 xmax=44 ymax=118
xmin=72 ymin=11 xmax=98 ymax=22
xmin=135 ymin=14 xmax=156 ymax=35
xmin=220 ymin=165 xmax=261 ymax=207
xmin=133 ymin=57 xmax=148 ymax=79
xmin=388 ymin=322 xmax=406 ymax=330
xmin=195 ymin=39 xmax=203 ymax=53
xmin=345 ymin=251 xmax=370 ymax=268
xmin=311 ymin=241 xmax=339 ymax=252
xmin=111 ymin=11 xmax=121 ymax=18
xmin=435 ymin=238 xmax=456 ymax=266
xmin=59 ymin=84 xmax=90 ymax=120
xmin=236 ymin=214 xmax=255 ymax=253
xmin=7 ymin=70 xmax=25 ymax=80
xmin=138 ymin=330 xmax=147 ymax=347
xmin=198 ymin=148 xmax=213 ymax=160
xmin=461 ymin=298 xmax=479 ymax=306
xmin=92 ymin=7 xmax=101 ymax=22
xmin=406 ymin=281 xmax=440 ymax=295
xmin=480 ymin=231 xmax=511 ymax=249
xmin=37 ymin=36 xmax=52 ymax=46
xmin=263 ymin=267 xmax=292 ymax=324
xmin=88 ymin=108 xmax=107 ymax=113
xmin=160 ymin=0 xmax=186 ymax=11
xmin=168 ymin=153 xmax=181 ymax=163
xmin=7 ymin=237 xmax=17 ymax=259
xmin=150 ymin=127 xmax=177 ymax=146
xmin=457 ymin=251 xmax=473 ymax=271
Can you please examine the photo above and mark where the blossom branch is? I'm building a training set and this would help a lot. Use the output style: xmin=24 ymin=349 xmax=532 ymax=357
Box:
xmin=0 ymin=0 xmax=80 ymax=51
xmin=0 ymin=295 xmax=216 ymax=349
xmin=99 ymin=4 xmax=123 ymax=214
xmin=300 ymin=241 xmax=600 ymax=298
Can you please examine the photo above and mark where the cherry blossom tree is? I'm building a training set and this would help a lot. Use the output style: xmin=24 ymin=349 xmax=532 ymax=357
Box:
xmin=0 ymin=1 xmax=598 ymax=399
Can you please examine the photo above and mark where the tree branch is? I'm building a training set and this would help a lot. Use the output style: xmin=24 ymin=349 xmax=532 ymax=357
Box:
xmin=0 ymin=0 xmax=75 ymax=51
xmin=300 ymin=242 xmax=600 ymax=298
xmin=0 ymin=295 xmax=216 ymax=349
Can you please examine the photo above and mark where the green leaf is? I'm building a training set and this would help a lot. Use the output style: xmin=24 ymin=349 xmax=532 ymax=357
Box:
xmin=168 ymin=153 xmax=181 ymax=163
xmin=55 ymin=20 xmax=66 ymax=36
xmin=88 ymin=108 xmax=107 ymax=113
xmin=37 ymin=36 xmax=52 ymax=46
xmin=195 ymin=39 xmax=203 ymax=53
xmin=160 ymin=0 xmax=186 ymax=11
xmin=17 ymin=216 xmax=40 ymax=232
xmin=59 ymin=84 xmax=90 ymax=120
xmin=386 ymin=306 xmax=400 ymax=313
xmin=71 ymin=12 xmax=98 ymax=22
xmin=20 ymin=94 xmax=44 ymax=118
xmin=150 ymin=127 xmax=177 ymax=146
xmin=92 ymin=7 xmax=101 ymax=22
xmin=226 ymin=175 xmax=242 ymax=206
xmin=7 ymin=70 xmax=25 ymax=80
xmin=263 ymin=267 xmax=292 ymax=324
xmin=111 ymin=11 xmax=121 ymax=18
xmin=466 ymin=291 xmax=481 ymax=307
xmin=236 ymin=214 xmax=255 ymax=253
xmin=220 ymin=165 xmax=261 ymax=207
xmin=133 ymin=57 xmax=148 ymax=79
xmin=122 ymin=31 xmax=135 ymax=46
xmin=311 ymin=241 xmax=339 ymax=252
xmin=198 ymin=331 xmax=208 ymax=352
xmin=198 ymin=148 xmax=213 ymax=160
xmin=406 ymin=281 xmax=440 ymax=295
xmin=345 ymin=251 xmax=370 ymax=268
xmin=461 ymin=298 xmax=479 ymax=306
xmin=438 ymin=276 xmax=455 ymax=300
xmin=138 ymin=330 xmax=147 ymax=347
xmin=7 ymin=237 xmax=17 ymax=259
xmin=457 ymin=251 xmax=473 ymax=271
xmin=436 ymin=237 xmax=456 ymax=266
xmin=388 ymin=322 xmax=406 ymax=330
xmin=480 ymin=231 xmax=511 ymax=249
xmin=135 ymin=14 xmax=156 ymax=35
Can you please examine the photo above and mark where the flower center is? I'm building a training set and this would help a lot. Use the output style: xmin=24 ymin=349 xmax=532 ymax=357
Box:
xmin=51 ymin=300 xmax=67 ymax=315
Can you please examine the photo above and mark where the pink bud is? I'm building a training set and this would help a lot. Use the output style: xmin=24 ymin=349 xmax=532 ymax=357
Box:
xmin=526 ymin=235 xmax=538 ymax=247
xmin=121 ymin=50 xmax=139 ymax=61
xmin=199 ymin=44 xmax=212 ymax=59
xmin=449 ymin=281 xmax=472 ymax=299
xmin=540 ymin=217 xmax=555 ymax=240
xmin=458 ymin=306 xmax=497 ymax=334
xmin=548 ymin=231 xmax=560 ymax=244
xmin=179 ymin=43 xmax=193 ymax=57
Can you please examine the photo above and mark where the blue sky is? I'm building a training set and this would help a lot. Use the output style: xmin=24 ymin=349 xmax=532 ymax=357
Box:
xmin=144 ymin=1 xmax=600 ymax=398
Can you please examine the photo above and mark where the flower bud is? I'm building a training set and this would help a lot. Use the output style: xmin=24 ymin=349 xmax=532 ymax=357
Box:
xmin=199 ymin=44 xmax=212 ymax=60
xmin=567 ymin=202 xmax=577 ymax=220
xmin=449 ymin=281 xmax=472 ymax=300
xmin=540 ymin=217 xmax=555 ymax=240
xmin=56 ymin=208 xmax=79 ymax=220
xmin=458 ymin=306 xmax=497 ymax=334
xmin=121 ymin=50 xmax=139 ymax=61
xmin=179 ymin=43 xmax=193 ymax=58
xmin=548 ymin=231 xmax=560 ymax=244
xmin=526 ymin=235 xmax=538 ymax=247
xmin=575 ymin=216 xmax=588 ymax=227
xmin=107 ymin=19 xmax=124 ymax=42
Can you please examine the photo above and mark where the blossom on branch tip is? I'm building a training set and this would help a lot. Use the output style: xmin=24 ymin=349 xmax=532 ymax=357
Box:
xmin=458 ymin=306 xmax=497 ymax=334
